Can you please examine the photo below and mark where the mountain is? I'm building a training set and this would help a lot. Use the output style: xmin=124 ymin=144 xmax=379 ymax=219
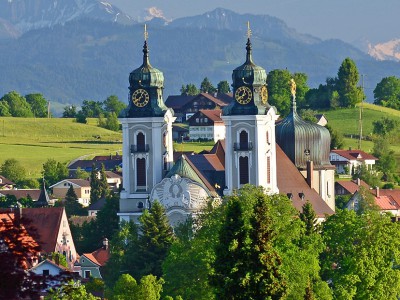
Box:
xmin=368 ymin=39 xmax=400 ymax=62
xmin=0 ymin=0 xmax=133 ymax=38
xmin=0 ymin=7 xmax=399 ymax=114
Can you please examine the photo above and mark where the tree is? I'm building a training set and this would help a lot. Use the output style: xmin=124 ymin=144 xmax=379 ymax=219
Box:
xmin=75 ymin=111 xmax=87 ymax=124
xmin=46 ymin=280 xmax=100 ymax=299
xmin=25 ymin=93 xmax=48 ymax=117
xmin=42 ymin=159 xmax=69 ymax=186
xmin=373 ymin=136 xmax=398 ymax=181
xmin=267 ymin=69 xmax=292 ymax=116
xmin=0 ymin=91 xmax=33 ymax=117
xmin=136 ymin=201 xmax=174 ymax=278
xmin=103 ymin=95 xmax=126 ymax=116
xmin=200 ymin=77 xmax=217 ymax=93
xmin=98 ymin=164 xmax=109 ymax=199
xmin=111 ymin=274 xmax=164 ymax=300
xmin=95 ymin=193 xmax=120 ymax=240
xmin=293 ymin=72 xmax=309 ymax=108
xmin=321 ymin=209 xmax=400 ymax=299
xmin=336 ymin=58 xmax=364 ymax=107
xmin=81 ymin=100 xmax=104 ymax=118
xmin=105 ymin=112 xmax=120 ymax=132
xmin=325 ymin=124 xmax=344 ymax=150
xmin=373 ymin=76 xmax=400 ymax=110
xmin=90 ymin=164 xmax=102 ymax=205
xmin=372 ymin=117 xmax=398 ymax=137
xmin=64 ymin=185 xmax=86 ymax=217
xmin=180 ymin=84 xmax=199 ymax=95
xmin=0 ymin=100 xmax=11 ymax=116
xmin=75 ymin=167 xmax=90 ymax=180
xmin=63 ymin=105 xmax=77 ymax=118
xmin=300 ymin=109 xmax=318 ymax=123
xmin=0 ymin=213 xmax=47 ymax=299
xmin=217 ymin=80 xmax=231 ymax=93
xmin=299 ymin=201 xmax=317 ymax=236
xmin=0 ymin=158 xmax=27 ymax=185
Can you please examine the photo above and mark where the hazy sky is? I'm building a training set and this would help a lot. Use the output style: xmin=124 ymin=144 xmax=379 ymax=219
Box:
xmin=108 ymin=0 xmax=399 ymax=45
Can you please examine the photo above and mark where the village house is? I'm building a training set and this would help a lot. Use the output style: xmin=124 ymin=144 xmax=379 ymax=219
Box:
xmin=188 ymin=109 xmax=225 ymax=142
xmin=77 ymin=238 xmax=110 ymax=279
xmin=49 ymin=179 xmax=91 ymax=207
xmin=335 ymin=178 xmax=371 ymax=196
xmin=330 ymin=149 xmax=378 ymax=174
xmin=0 ymin=175 xmax=14 ymax=190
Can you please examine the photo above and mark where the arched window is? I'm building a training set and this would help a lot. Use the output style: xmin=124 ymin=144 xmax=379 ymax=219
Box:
xmin=136 ymin=132 xmax=145 ymax=152
xmin=136 ymin=158 xmax=146 ymax=187
xmin=239 ymin=130 xmax=248 ymax=150
xmin=239 ymin=156 xmax=249 ymax=185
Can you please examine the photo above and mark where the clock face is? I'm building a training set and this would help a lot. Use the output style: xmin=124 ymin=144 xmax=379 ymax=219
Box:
xmin=235 ymin=86 xmax=252 ymax=105
xmin=131 ymin=89 xmax=150 ymax=107
xmin=261 ymin=86 xmax=268 ymax=104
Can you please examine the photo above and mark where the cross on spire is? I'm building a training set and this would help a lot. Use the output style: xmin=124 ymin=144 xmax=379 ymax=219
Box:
xmin=144 ymin=24 xmax=148 ymax=41
xmin=246 ymin=21 xmax=252 ymax=39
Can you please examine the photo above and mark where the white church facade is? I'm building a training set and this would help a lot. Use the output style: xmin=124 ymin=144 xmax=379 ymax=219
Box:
xmin=118 ymin=27 xmax=335 ymax=225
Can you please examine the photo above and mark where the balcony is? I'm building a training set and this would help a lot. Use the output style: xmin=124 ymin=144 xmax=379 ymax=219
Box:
xmin=131 ymin=144 xmax=150 ymax=153
xmin=233 ymin=142 xmax=253 ymax=151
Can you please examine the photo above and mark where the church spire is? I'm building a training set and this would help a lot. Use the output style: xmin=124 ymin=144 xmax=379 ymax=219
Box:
xmin=290 ymin=78 xmax=297 ymax=114
xmin=142 ymin=24 xmax=150 ymax=67
xmin=245 ymin=21 xmax=254 ymax=64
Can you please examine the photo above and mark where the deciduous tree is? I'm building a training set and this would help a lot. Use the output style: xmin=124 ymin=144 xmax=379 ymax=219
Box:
xmin=42 ymin=159 xmax=69 ymax=186
xmin=25 ymin=93 xmax=48 ymax=117
xmin=373 ymin=76 xmax=400 ymax=110
xmin=0 ymin=158 xmax=27 ymax=185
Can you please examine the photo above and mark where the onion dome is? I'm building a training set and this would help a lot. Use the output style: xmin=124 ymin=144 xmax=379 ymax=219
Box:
xmin=232 ymin=38 xmax=267 ymax=87
xmin=129 ymin=40 xmax=164 ymax=89
xmin=276 ymin=96 xmax=332 ymax=169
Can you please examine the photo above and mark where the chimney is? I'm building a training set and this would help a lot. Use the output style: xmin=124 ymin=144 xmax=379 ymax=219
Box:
xmin=357 ymin=178 xmax=361 ymax=186
xmin=14 ymin=202 xmax=22 ymax=225
xmin=306 ymin=161 xmax=314 ymax=188
xmin=376 ymin=187 xmax=380 ymax=197
xmin=103 ymin=238 xmax=109 ymax=250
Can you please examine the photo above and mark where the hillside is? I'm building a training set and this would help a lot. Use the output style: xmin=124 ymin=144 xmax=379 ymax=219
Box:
xmin=1 ymin=8 xmax=400 ymax=112
xmin=0 ymin=117 xmax=122 ymax=178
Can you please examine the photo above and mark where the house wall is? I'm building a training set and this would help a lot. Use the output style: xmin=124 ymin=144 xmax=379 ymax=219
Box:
xmin=79 ymin=256 xmax=102 ymax=279
xmin=52 ymin=183 xmax=90 ymax=207
xmin=31 ymin=262 xmax=62 ymax=276
xmin=54 ymin=210 xmax=78 ymax=270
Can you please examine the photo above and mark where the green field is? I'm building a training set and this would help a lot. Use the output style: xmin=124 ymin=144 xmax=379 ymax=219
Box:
xmin=0 ymin=117 xmax=122 ymax=178
xmin=322 ymin=103 xmax=400 ymax=173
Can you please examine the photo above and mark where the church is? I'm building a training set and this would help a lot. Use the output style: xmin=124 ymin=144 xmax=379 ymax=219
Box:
xmin=118 ymin=26 xmax=335 ymax=225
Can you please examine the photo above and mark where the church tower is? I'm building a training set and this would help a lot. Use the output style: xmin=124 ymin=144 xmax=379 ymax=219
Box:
xmin=118 ymin=26 xmax=175 ymax=223
xmin=222 ymin=23 xmax=279 ymax=196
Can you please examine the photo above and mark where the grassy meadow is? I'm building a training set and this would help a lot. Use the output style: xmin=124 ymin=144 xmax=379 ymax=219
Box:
xmin=0 ymin=117 xmax=122 ymax=178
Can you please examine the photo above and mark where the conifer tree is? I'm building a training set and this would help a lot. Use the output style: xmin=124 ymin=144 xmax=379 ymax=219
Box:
xmin=90 ymin=164 xmax=101 ymax=205
xmin=64 ymin=185 xmax=85 ymax=216
xmin=99 ymin=164 xmax=109 ymax=199
xmin=299 ymin=201 xmax=317 ymax=236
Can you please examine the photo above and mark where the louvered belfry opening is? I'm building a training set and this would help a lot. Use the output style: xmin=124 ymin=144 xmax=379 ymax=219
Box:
xmin=267 ymin=156 xmax=271 ymax=184
xmin=137 ymin=132 xmax=145 ymax=152
xmin=239 ymin=130 xmax=248 ymax=150
xmin=239 ymin=156 xmax=249 ymax=185
xmin=136 ymin=158 xmax=146 ymax=187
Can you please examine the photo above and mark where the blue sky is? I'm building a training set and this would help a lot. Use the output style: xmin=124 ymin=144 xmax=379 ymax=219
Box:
xmin=108 ymin=0 xmax=399 ymax=44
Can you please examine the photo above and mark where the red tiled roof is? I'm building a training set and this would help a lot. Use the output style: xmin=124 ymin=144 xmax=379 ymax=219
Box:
xmin=375 ymin=195 xmax=399 ymax=210
xmin=22 ymin=207 xmax=64 ymax=253
xmin=198 ymin=93 xmax=229 ymax=107
xmin=0 ymin=175 xmax=14 ymax=186
xmin=336 ymin=179 xmax=370 ymax=194
xmin=83 ymin=247 xmax=110 ymax=267
xmin=276 ymin=145 xmax=334 ymax=217
xmin=0 ymin=189 xmax=41 ymax=201
xmin=331 ymin=149 xmax=378 ymax=161
xmin=371 ymin=189 xmax=400 ymax=207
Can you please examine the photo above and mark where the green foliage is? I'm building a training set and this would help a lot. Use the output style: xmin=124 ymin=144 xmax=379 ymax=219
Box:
xmin=82 ymin=100 xmax=104 ymax=118
xmin=325 ymin=124 xmax=344 ymax=150
xmin=299 ymin=109 xmax=318 ymax=122
xmin=42 ymin=158 xmax=69 ymax=186
xmin=85 ymin=278 xmax=105 ymax=297
xmin=64 ymin=185 xmax=86 ymax=217
xmin=0 ymin=100 xmax=11 ymax=116
xmin=25 ymin=93 xmax=48 ymax=117
xmin=75 ymin=167 xmax=90 ymax=180
xmin=373 ymin=137 xmax=398 ymax=181
xmin=373 ymin=76 xmax=400 ymax=110
xmin=321 ymin=210 xmax=400 ymax=300
xmin=0 ymin=91 xmax=33 ymax=117
xmin=335 ymin=194 xmax=351 ymax=210
xmin=103 ymin=95 xmax=126 ymax=116
xmin=49 ymin=252 xmax=68 ymax=268
xmin=180 ymin=83 xmax=199 ymax=96
xmin=110 ymin=274 xmax=164 ymax=300
xmin=0 ymin=158 xmax=26 ymax=185
xmin=267 ymin=69 xmax=292 ymax=116
xmin=46 ymin=280 xmax=100 ymax=299
xmin=336 ymin=58 xmax=364 ymax=107
xmin=293 ymin=72 xmax=309 ymax=108
xmin=372 ymin=117 xmax=398 ymax=137
xmin=299 ymin=201 xmax=317 ymax=236
xmin=200 ymin=77 xmax=217 ymax=93
xmin=353 ymin=164 xmax=381 ymax=188
xmin=217 ymin=80 xmax=231 ymax=93
xmin=104 ymin=112 xmax=120 ymax=132
xmin=0 ymin=195 xmax=35 ymax=208
xmin=63 ymin=105 xmax=77 ymax=118
xmin=75 ymin=111 xmax=87 ymax=123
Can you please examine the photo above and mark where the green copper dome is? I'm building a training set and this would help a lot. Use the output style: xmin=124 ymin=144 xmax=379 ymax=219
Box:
xmin=276 ymin=97 xmax=332 ymax=169
xmin=129 ymin=40 xmax=164 ymax=88
xmin=165 ymin=155 xmax=204 ymax=186
xmin=232 ymin=38 xmax=267 ymax=87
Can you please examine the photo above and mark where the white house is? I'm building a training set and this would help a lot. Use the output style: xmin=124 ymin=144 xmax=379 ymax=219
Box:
xmin=50 ymin=179 xmax=91 ymax=207
xmin=188 ymin=109 xmax=225 ymax=142
xmin=330 ymin=149 xmax=378 ymax=174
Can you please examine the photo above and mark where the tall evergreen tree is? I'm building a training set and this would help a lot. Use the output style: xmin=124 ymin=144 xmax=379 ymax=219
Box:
xmin=336 ymin=58 xmax=364 ymax=107
xmin=64 ymin=185 xmax=86 ymax=216
xmin=299 ymin=201 xmax=317 ymax=236
xmin=90 ymin=164 xmax=101 ymax=205
xmin=99 ymin=164 xmax=109 ymax=199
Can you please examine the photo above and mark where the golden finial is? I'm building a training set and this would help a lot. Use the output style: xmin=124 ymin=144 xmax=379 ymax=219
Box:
xmin=144 ymin=24 xmax=148 ymax=41
xmin=246 ymin=21 xmax=252 ymax=39
xmin=290 ymin=78 xmax=296 ymax=98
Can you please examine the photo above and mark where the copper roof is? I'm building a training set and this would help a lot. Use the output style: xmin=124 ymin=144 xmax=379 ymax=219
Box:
xmin=22 ymin=207 xmax=65 ymax=253
xmin=331 ymin=149 xmax=378 ymax=161
xmin=276 ymin=145 xmax=334 ymax=217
